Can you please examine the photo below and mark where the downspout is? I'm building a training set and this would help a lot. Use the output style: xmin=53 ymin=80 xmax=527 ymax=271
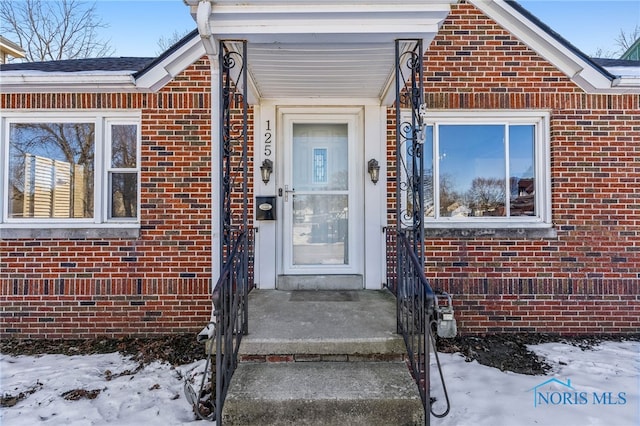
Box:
xmin=196 ymin=0 xmax=221 ymax=284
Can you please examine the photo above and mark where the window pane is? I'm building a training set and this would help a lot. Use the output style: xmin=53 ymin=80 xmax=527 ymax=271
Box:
xmin=110 ymin=173 xmax=138 ymax=218
xmin=438 ymin=125 xmax=506 ymax=217
xmin=509 ymin=125 xmax=535 ymax=216
xmin=401 ymin=123 xmax=434 ymax=225
xmin=8 ymin=123 xmax=95 ymax=219
xmin=111 ymin=124 xmax=137 ymax=168
xmin=293 ymin=123 xmax=348 ymax=191
xmin=424 ymin=126 xmax=434 ymax=217
xmin=292 ymin=194 xmax=348 ymax=265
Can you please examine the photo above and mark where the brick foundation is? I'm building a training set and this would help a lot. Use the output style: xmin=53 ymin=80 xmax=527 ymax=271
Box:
xmin=0 ymin=278 xmax=212 ymax=339
xmin=431 ymin=278 xmax=640 ymax=335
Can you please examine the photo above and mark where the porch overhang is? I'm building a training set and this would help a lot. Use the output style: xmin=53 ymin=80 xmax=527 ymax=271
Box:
xmin=185 ymin=0 xmax=456 ymax=105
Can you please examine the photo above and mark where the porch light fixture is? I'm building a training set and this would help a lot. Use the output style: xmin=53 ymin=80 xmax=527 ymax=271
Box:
xmin=260 ymin=159 xmax=273 ymax=184
xmin=368 ymin=158 xmax=380 ymax=184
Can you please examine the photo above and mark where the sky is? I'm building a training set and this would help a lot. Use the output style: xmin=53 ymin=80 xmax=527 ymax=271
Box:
xmin=1 ymin=340 xmax=639 ymax=425
xmin=92 ymin=0 xmax=640 ymax=58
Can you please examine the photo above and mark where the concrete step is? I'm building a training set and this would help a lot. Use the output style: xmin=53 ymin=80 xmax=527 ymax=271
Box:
xmin=222 ymin=361 xmax=424 ymax=426
xmin=239 ymin=289 xmax=405 ymax=357
xmin=223 ymin=289 xmax=423 ymax=425
xmin=277 ymin=274 xmax=363 ymax=290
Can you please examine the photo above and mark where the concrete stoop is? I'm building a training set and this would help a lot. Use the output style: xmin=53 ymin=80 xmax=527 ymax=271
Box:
xmin=222 ymin=362 xmax=424 ymax=426
xmin=220 ymin=289 xmax=425 ymax=425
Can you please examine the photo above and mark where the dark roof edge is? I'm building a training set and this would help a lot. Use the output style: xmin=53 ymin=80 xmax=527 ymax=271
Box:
xmin=134 ymin=28 xmax=199 ymax=79
xmin=505 ymin=0 xmax=617 ymax=81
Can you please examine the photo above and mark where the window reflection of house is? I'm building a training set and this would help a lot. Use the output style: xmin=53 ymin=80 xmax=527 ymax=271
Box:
xmin=10 ymin=183 xmax=24 ymax=217
xmin=447 ymin=202 xmax=471 ymax=217
xmin=510 ymin=178 xmax=535 ymax=216
xmin=20 ymin=154 xmax=85 ymax=218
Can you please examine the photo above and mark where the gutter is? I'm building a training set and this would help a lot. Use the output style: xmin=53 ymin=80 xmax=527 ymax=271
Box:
xmin=196 ymin=0 xmax=218 ymax=58
xmin=0 ymin=72 xmax=137 ymax=93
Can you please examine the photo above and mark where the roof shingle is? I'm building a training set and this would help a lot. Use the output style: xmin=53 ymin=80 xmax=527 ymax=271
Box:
xmin=0 ymin=57 xmax=155 ymax=73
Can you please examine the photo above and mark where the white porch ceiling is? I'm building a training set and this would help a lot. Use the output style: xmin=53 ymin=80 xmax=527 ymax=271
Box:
xmin=247 ymin=42 xmax=398 ymax=99
xmin=188 ymin=0 xmax=456 ymax=104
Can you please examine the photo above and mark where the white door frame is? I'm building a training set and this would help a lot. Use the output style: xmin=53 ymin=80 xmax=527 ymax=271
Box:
xmin=281 ymin=109 xmax=362 ymax=276
xmin=253 ymin=100 xmax=387 ymax=290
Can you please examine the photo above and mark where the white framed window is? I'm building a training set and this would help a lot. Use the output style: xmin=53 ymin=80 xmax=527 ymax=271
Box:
xmin=106 ymin=121 xmax=140 ymax=220
xmin=400 ymin=110 xmax=551 ymax=229
xmin=1 ymin=111 xmax=141 ymax=233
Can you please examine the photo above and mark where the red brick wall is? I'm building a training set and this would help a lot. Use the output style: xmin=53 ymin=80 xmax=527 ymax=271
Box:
xmin=1 ymin=278 xmax=212 ymax=339
xmin=433 ymin=278 xmax=640 ymax=335
xmin=386 ymin=2 xmax=640 ymax=334
xmin=1 ymin=59 xmax=216 ymax=338
xmin=2 ymin=2 xmax=639 ymax=339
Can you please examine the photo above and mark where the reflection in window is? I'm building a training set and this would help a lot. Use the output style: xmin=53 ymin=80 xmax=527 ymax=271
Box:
xmin=439 ymin=125 xmax=506 ymax=217
xmin=292 ymin=194 xmax=348 ymax=265
xmin=404 ymin=121 xmax=537 ymax=221
xmin=293 ymin=123 xmax=348 ymax=191
xmin=8 ymin=123 xmax=95 ymax=219
xmin=110 ymin=173 xmax=138 ymax=218
xmin=109 ymin=124 xmax=138 ymax=218
xmin=111 ymin=124 xmax=137 ymax=168
xmin=509 ymin=125 xmax=535 ymax=216
xmin=4 ymin=117 xmax=140 ymax=224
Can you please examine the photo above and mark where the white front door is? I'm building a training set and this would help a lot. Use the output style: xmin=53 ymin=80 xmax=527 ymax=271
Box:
xmin=281 ymin=111 xmax=363 ymax=276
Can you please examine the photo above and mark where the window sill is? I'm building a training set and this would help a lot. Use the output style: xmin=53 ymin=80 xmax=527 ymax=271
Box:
xmin=0 ymin=225 xmax=140 ymax=240
xmin=424 ymin=224 xmax=557 ymax=239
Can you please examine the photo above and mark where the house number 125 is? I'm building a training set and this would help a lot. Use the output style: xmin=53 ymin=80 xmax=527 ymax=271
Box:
xmin=264 ymin=120 xmax=272 ymax=156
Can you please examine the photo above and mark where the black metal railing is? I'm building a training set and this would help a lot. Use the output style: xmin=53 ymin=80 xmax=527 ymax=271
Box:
xmin=211 ymin=39 xmax=251 ymax=424
xmin=396 ymin=231 xmax=433 ymax=418
xmin=185 ymin=39 xmax=252 ymax=424
xmin=395 ymin=231 xmax=450 ymax=425
xmin=214 ymin=39 xmax=251 ymax=424
xmin=393 ymin=38 xmax=451 ymax=425
xmin=395 ymin=39 xmax=425 ymax=263
xmin=185 ymin=228 xmax=254 ymax=423
xmin=213 ymin=228 xmax=253 ymax=423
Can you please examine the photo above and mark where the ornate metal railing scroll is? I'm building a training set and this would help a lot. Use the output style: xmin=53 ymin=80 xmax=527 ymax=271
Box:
xmin=220 ymin=40 xmax=249 ymax=267
xmin=395 ymin=39 xmax=425 ymax=262
xmin=393 ymin=40 xmax=452 ymax=426
xmin=185 ymin=40 xmax=252 ymax=424
xmin=214 ymin=40 xmax=251 ymax=425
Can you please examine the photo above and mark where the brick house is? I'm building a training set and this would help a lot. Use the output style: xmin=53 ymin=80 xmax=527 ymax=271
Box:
xmin=1 ymin=0 xmax=639 ymax=340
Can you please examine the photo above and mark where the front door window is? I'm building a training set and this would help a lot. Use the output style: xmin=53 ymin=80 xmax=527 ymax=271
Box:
xmin=291 ymin=123 xmax=349 ymax=266
xmin=281 ymin=114 xmax=363 ymax=276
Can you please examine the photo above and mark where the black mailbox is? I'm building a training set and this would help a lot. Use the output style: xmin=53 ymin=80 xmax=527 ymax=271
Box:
xmin=256 ymin=196 xmax=276 ymax=220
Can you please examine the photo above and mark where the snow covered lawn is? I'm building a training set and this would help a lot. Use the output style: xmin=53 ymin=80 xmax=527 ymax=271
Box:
xmin=1 ymin=353 xmax=204 ymax=425
xmin=1 ymin=341 xmax=638 ymax=425
xmin=432 ymin=340 xmax=639 ymax=426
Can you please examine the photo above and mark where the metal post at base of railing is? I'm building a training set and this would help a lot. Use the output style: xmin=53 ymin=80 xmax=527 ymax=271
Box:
xmin=424 ymin=305 xmax=431 ymax=426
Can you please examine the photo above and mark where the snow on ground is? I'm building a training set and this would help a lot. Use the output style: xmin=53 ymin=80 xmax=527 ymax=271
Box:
xmin=1 ymin=341 xmax=638 ymax=425
xmin=1 ymin=353 xmax=206 ymax=425
xmin=431 ymin=341 xmax=639 ymax=426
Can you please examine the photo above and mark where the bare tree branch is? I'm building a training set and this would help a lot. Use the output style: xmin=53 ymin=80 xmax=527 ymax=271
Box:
xmin=156 ymin=29 xmax=190 ymax=55
xmin=0 ymin=0 xmax=113 ymax=62
xmin=614 ymin=25 xmax=640 ymax=56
